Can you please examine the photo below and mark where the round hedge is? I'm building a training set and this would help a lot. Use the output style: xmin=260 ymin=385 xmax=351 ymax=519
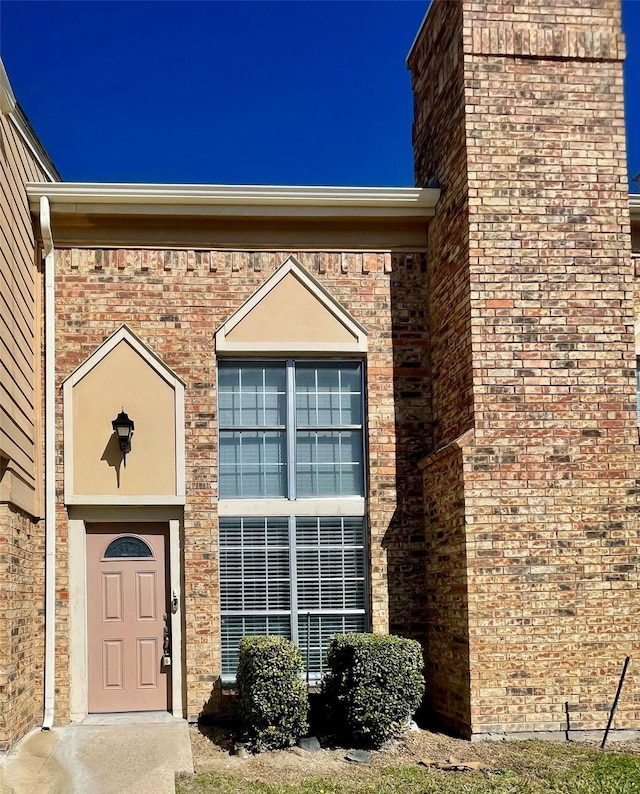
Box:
xmin=237 ymin=635 xmax=308 ymax=751
xmin=322 ymin=633 xmax=425 ymax=748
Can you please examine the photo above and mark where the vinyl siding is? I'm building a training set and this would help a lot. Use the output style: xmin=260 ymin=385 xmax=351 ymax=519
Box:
xmin=0 ymin=111 xmax=48 ymax=514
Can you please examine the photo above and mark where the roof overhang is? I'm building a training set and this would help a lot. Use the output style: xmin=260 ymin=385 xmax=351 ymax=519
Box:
xmin=630 ymin=196 xmax=640 ymax=221
xmin=26 ymin=183 xmax=441 ymax=219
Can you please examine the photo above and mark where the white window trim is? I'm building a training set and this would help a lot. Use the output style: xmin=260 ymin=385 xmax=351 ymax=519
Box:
xmin=218 ymin=497 xmax=365 ymax=517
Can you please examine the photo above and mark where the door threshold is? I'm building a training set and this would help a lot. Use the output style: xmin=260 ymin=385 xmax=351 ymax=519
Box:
xmin=81 ymin=711 xmax=177 ymax=726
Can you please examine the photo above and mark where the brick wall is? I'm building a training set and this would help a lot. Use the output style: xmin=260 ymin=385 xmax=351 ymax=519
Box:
xmin=409 ymin=0 xmax=476 ymax=734
xmin=53 ymin=247 xmax=430 ymax=721
xmin=411 ymin=0 xmax=639 ymax=735
xmin=0 ymin=503 xmax=45 ymax=750
xmin=419 ymin=436 xmax=472 ymax=735
xmin=386 ymin=252 xmax=432 ymax=642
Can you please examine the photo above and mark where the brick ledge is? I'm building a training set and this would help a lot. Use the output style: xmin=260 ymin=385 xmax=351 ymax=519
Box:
xmin=418 ymin=428 xmax=475 ymax=470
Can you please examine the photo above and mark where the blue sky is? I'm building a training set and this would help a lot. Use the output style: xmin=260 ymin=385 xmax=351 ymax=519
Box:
xmin=1 ymin=1 xmax=639 ymax=190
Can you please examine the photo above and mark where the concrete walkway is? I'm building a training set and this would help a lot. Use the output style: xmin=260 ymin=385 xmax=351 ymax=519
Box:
xmin=0 ymin=713 xmax=193 ymax=794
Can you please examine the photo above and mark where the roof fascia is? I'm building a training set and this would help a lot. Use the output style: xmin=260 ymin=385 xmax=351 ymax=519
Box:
xmin=10 ymin=106 xmax=61 ymax=182
xmin=0 ymin=59 xmax=16 ymax=115
xmin=26 ymin=183 xmax=440 ymax=219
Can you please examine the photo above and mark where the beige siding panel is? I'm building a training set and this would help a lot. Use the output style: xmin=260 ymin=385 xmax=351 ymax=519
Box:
xmin=0 ymin=167 xmax=38 ymax=271
xmin=0 ymin=257 xmax=36 ymax=347
xmin=0 ymin=398 xmax=34 ymax=459
xmin=0 ymin=359 xmax=34 ymax=425
xmin=0 ymin=287 xmax=35 ymax=382
xmin=72 ymin=340 xmax=177 ymax=497
xmin=0 ymin=111 xmax=49 ymax=510
xmin=0 ymin=215 xmax=36 ymax=310
xmin=0 ymin=428 xmax=34 ymax=482
xmin=0 ymin=191 xmax=37 ymax=288
xmin=0 ymin=124 xmax=40 ymax=263
xmin=0 ymin=403 xmax=33 ymax=460
xmin=0 ymin=325 xmax=34 ymax=412
xmin=0 ymin=175 xmax=37 ymax=290
xmin=227 ymin=271 xmax=358 ymax=345
xmin=0 ymin=364 xmax=34 ymax=423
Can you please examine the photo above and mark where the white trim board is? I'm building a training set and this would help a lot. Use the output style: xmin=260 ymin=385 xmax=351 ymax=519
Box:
xmin=66 ymin=495 xmax=187 ymax=506
xmin=27 ymin=182 xmax=440 ymax=207
xmin=218 ymin=497 xmax=366 ymax=517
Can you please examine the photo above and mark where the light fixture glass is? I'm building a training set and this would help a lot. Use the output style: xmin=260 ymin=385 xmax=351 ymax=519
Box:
xmin=112 ymin=410 xmax=135 ymax=453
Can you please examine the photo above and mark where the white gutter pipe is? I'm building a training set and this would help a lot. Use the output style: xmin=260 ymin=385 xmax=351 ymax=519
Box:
xmin=40 ymin=195 xmax=56 ymax=730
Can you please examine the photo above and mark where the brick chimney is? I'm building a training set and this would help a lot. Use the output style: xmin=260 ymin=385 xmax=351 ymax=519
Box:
xmin=410 ymin=0 xmax=638 ymax=737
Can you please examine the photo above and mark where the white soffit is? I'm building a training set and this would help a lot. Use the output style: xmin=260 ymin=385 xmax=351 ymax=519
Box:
xmin=215 ymin=254 xmax=368 ymax=354
xmin=25 ymin=182 xmax=440 ymax=219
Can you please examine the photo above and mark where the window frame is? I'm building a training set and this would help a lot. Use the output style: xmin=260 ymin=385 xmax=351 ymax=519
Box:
xmin=101 ymin=534 xmax=155 ymax=560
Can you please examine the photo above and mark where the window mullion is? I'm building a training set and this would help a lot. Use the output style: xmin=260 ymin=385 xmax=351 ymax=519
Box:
xmin=289 ymin=515 xmax=298 ymax=650
xmin=286 ymin=359 xmax=296 ymax=500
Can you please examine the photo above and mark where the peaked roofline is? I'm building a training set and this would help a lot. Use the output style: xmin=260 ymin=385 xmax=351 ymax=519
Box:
xmin=1 ymin=59 xmax=61 ymax=182
xmin=215 ymin=254 xmax=368 ymax=354
xmin=62 ymin=324 xmax=187 ymax=388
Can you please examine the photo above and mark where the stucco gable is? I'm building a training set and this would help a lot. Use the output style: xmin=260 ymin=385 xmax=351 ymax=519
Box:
xmin=215 ymin=255 xmax=367 ymax=354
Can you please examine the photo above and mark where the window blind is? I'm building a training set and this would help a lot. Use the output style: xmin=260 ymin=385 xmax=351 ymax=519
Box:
xmin=219 ymin=515 xmax=366 ymax=678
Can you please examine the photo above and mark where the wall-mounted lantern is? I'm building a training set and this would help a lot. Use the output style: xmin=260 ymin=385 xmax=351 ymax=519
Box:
xmin=112 ymin=410 xmax=135 ymax=464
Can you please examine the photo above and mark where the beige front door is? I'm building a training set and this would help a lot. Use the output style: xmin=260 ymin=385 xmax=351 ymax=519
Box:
xmin=87 ymin=523 xmax=170 ymax=713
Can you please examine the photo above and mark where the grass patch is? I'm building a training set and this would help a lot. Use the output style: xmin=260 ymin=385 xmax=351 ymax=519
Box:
xmin=176 ymin=743 xmax=640 ymax=794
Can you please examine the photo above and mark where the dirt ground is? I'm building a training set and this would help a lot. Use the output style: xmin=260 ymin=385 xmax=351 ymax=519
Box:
xmin=187 ymin=723 xmax=640 ymax=787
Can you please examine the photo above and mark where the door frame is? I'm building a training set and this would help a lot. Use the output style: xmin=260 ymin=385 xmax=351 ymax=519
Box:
xmin=68 ymin=505 xmax=184 ymax=721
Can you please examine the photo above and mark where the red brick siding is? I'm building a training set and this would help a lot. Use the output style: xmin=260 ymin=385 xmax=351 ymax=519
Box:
xmin=409 ymin=0 xmax=476 ymax=733
xmin=420 ymin=445 xmax=471 ymax=736
xmin=0 ymin=504 xmax=45 ymax=750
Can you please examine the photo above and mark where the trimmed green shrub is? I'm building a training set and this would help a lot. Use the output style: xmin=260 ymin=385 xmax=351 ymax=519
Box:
xmin=237 ymin=635 xmax=308 ymax=751
xmin=322 ymin=633 xmax=425 ymax=748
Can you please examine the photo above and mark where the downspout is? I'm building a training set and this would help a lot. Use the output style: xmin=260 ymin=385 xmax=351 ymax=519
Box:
xmin=40 ymin=195 xmax=56 ymax=730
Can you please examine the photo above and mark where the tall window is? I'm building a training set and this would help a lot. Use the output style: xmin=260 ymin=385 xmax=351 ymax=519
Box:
xmin=218 ymin=360 xmax=367 ymax=679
